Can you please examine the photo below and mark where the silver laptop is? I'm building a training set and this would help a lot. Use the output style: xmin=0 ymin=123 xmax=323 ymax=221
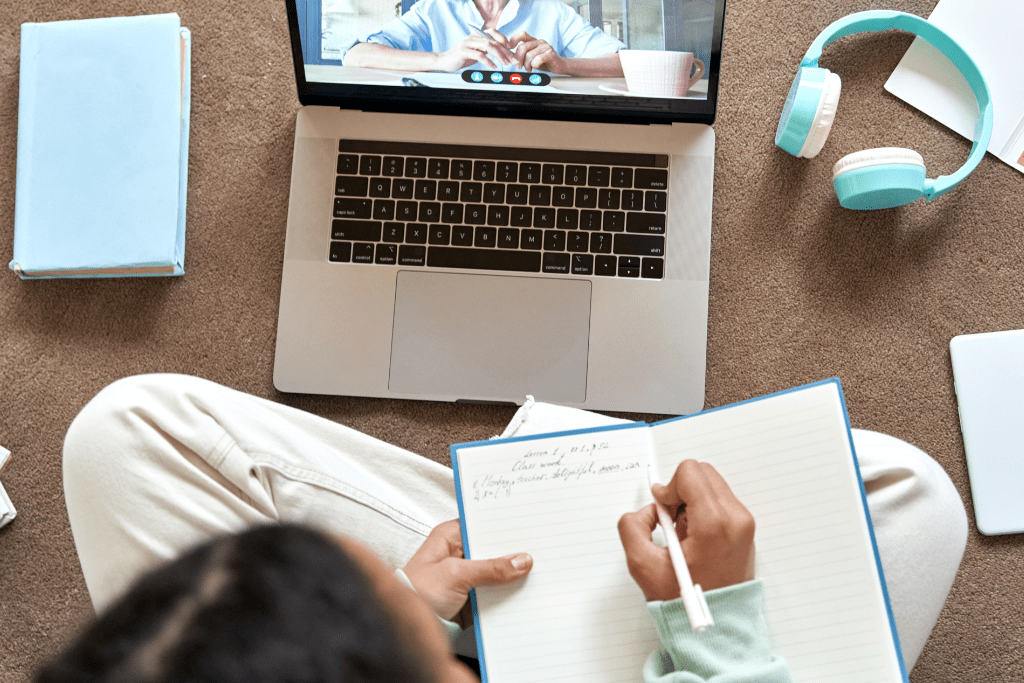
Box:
xmin=274 ymin=0 xmax=726 ymax=414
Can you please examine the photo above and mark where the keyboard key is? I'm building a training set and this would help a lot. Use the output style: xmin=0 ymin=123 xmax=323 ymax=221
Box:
xmin=641 ymin=257 xmax=665 ymax=279
xmin=442 ymin=203 xmax=464 ymax=224
xmin=552 ymin=187 xmax=574 ymax=207
xmin=396 ymin=200 xmax=417 ymax=222
xmin=406 ymin=157 xmax=427 ymax=177
xmin=626 ymin=212 xmax=666 ymax=234
xmin=498 ymin=228 xmax=520 ymax=248
xmin=473 ymin=160 xmax=495 ymax=181
xmin=543 ymin=253 xmax=571 ymax=274
xmin=634 ymin=168 xmax=668 ymax=189
xmin=329 ymin=241 xmax=351 ymax=262
xmin=590 ymin=232 xmax=612 ymax=253
xmin=451 ymin=226 xmax=474 ymax=246
xmin=428 ymin=246 xmax=541 ymax=273
xmin=519 ymin=163 xmax=541 ymax=183
xmin=383 ymin=222 xmax=404 ymax=243
xmin=359 ymin=155 xmax=382 ymax=176
xmin=556 ymin=208 xmax=578 ymax=230
xmin=438 ymin=181 xmax=459 ymax=201
xmin=335 ymin=176 xmax=368 ymax=197
xmin=353 ymin=242 xmax=375 ymax=263
xmin=464 ymin=204 xmax=487 ymax=225
xmin=334 ymin=198 xmax=372 ymax=219
xmin=506 ymin=184 xmax=528 ymax=205
xmin=337 ymin=154 xmax=359 ymax=175
xmin=520 ymin=229 xmax=543 ymax=250
xmin=544 ymin=230 xmax=566 ymax=251
xmin=398 ymin=245 xmax=426 ymax=266
xmin=614 ymin=234 xmax=665 ymax=256
xmin=622 ymin=189 xmax=644 ymax=210
xmin=610 ymin=167 xmax=633 ymax=187
xmin=392 ymin=178 xmax=414 ymax=199
xmin=603 ymin=211 xmax=625 ymax=232
xmin=574 ymin=187 xmax=597 ymax=208
xmin=418 ymin=202 xmax=442 ymax=223
xmin=542 ymin=164 xmax=564 ymax=184
xmin=383 ymin=156 xmax=404 ymax=177
xmin=645 ymin=191 xmax=667 ymax=212
xmin=567 ymin=231 xmax=588 ymax=252
xmin=572 ymin=254 xmax=594 ymax=275
xmin=587 ymin=166 xmax=610 ymax=187
xmin=565 ymin=165 xmax=587 ymax=186
xmin=460 ymin=182 xmax=483 ymax=203
xmin=332 ymin=219 xmax=382 ymax=241
xmin=483 ymin=183 xmax=505 ymax=203
xmin=415 ymin=179 xmax=437 ymax=200
xmin=580 ymin=210 xmax=602 ymax=230
xmin=618 ymin=255 xmax=641 ymax=278
xmin=534 ymin=207 xmax=556 ymax=228
xmin=510 ymin=206 xmax=532 ymax=227
xmin=529 ymin=185 xmax=551 ymax=206
xmin=595 ymin=254 xmax=617 ymax=276
xmin=475 ymin=226 xmax=497 ymax=247
xmin=375 ymin=243 xmax=398 ymax=265
xmin=497 ymin=161 xmax=518 ymax=182
xmin=487 ymin=205 xmax=510 ymax=226
xmin=598 ymin=188 xmax=620 ymax=209
xmin=451 ymin=160 xmax=473 ymax=180
xmin=428 ymin=158 xmax=450 ymax=179
xmin=429 ymin=224 xmax=451 ymax=245
xmin=372 ymin=199 xmax=395 ymax=220
xmin=368 ymin=177 xmax=391 ymax=197
xmin=406 ymin=223 xmax=428 ymax=244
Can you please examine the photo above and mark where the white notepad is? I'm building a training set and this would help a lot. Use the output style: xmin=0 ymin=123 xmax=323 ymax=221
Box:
xmin=451 ymin=380 xmax=906 ymax=683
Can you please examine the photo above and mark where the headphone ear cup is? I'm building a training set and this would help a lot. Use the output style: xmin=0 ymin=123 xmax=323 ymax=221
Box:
xmin=832 ymin=147 xmax=927 ymax=209
xmin=798 ymin=72 xmax=841 ymax=158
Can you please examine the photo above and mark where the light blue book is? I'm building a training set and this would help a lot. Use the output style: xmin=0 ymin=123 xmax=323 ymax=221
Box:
xmin=11 ymin=14 xmax=191 ymax=279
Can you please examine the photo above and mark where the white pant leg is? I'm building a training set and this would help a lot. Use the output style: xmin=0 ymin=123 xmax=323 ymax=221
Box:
xmin=500 ymin=401 xmax=968 ymax=673
xmin=63 ymin=373 xmax=458 ymax=613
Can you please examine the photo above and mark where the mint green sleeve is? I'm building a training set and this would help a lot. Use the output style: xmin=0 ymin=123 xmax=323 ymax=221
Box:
xmin=393 ymin=568 xmax=462 ymax=643
xmin=644 ymin=580 xmax=793 ymax=683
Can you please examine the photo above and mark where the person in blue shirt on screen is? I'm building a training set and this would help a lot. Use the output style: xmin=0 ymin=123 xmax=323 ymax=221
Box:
xmin=343 ymin=0 xmax=625 ymax=76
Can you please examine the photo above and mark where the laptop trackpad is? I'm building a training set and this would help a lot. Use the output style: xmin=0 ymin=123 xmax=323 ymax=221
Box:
xmin=389 ymin=271 xmax=591 ymax=403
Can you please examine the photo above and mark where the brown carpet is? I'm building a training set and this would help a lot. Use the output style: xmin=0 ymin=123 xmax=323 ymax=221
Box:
xmin=1 ymin=0 xmax=1021 ymax=680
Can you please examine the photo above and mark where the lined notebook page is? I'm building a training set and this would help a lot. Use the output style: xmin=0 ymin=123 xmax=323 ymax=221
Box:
xmin=651 ymin=383 xmax=905 ymax=683
xmin=454 ymin=424 xmax=661 ymax=683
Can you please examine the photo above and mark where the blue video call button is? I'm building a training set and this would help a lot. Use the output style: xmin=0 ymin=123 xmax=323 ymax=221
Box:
xmin=490 ymin=72 xmax=504 ymax=83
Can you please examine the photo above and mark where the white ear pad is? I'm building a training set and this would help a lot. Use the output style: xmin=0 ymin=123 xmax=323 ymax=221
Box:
xmin=832 ymin=147 xmax=925 ymax=179
xmin=797 ymin=71 xmax=842 ymax=158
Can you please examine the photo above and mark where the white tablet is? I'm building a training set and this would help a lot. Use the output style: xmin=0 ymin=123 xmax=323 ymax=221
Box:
xmin=950 ymin=329 xmax=1024 ymax=535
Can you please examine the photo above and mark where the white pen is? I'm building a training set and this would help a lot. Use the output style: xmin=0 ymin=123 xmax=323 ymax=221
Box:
xmin=647 ymin=465 xmax=714 ymax=633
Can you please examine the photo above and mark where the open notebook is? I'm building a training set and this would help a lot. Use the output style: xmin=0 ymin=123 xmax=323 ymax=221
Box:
xmin=451 ymin=380 xmax=907 ymax=683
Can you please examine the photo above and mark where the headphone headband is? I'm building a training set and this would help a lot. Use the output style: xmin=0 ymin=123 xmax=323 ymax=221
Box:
xmin=800 ymin=10 xmax=993 ymax=201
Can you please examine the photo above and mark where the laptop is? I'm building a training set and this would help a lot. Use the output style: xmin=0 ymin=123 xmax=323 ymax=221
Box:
xmin=274 ymin=0 xmax=726 ymax=414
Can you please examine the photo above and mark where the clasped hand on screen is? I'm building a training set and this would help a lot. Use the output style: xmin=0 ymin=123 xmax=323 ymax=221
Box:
xmin=402 ymin=460 xmax=756 ymax=627
xmin=435 ymin=27 xmax=567 ymax=74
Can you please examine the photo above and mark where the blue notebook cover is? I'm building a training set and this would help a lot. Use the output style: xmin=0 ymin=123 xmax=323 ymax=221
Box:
xmin=11 ymin=13 xmax=190 ymax=279
xmin=450 ymin=379 xmax=908 ymax=683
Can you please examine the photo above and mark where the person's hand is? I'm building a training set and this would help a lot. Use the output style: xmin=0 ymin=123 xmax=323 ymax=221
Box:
xmin=506 ymin=31 xmax=568 ymax=73
xmin=403 ymin=520 xmax=533 ymax=627
xmin=617 ymin=460 xmax=755 ymax=602
xmin=433 ymin=29 xmax=517 ymax=72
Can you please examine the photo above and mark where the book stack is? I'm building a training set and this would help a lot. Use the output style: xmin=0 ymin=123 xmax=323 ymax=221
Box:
xmin=0 ymin=446 xmax=14 ymax=529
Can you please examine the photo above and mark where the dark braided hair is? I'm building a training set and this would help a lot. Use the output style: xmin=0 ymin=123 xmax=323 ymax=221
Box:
xmin=36 ymin=525 xmax=437 ymax=683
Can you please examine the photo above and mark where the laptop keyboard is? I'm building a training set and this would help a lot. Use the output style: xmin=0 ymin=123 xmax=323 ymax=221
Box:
xmin=329 ymin=140 xmax=668 ymax=279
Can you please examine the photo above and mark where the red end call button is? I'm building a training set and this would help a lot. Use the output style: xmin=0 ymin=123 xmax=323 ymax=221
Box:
xmin=510 ymin=73 xmax=523 ymax=84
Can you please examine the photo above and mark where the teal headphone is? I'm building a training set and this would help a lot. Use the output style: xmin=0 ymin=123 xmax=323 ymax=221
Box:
xmin=775 ymin=10 xmax=993 ymax=210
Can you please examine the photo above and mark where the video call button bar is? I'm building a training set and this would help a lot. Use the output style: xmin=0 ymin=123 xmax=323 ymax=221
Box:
xmin=338 ymin=140 xmax=668 ymax=169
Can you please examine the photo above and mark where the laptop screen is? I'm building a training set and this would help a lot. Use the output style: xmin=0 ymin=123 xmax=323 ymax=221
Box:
xmin=286 ymin=0 xmax=726 ymax=124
